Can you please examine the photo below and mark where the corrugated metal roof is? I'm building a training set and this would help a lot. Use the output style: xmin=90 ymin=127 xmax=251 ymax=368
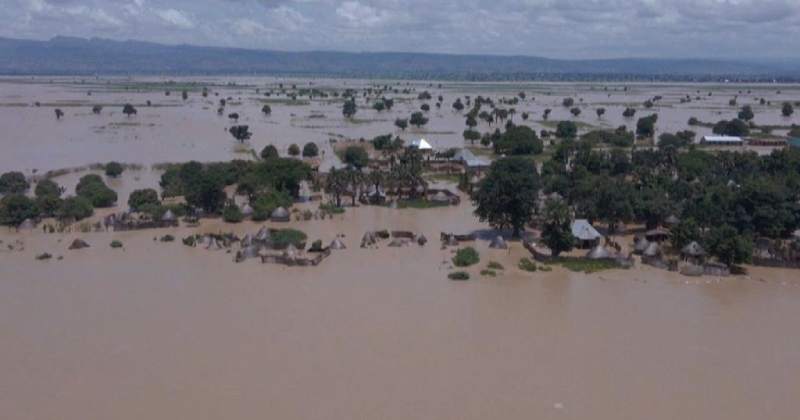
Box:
xmin=454 ymin=148 xmax=490 ymax=168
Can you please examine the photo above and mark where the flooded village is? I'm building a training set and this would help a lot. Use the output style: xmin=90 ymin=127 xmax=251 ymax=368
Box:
xmin=2 ymin=76 xmax=800 ymax=420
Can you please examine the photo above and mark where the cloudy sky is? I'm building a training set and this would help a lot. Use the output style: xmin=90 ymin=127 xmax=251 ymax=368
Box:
xmin=3 ymin=0 xmax=800 ymax=59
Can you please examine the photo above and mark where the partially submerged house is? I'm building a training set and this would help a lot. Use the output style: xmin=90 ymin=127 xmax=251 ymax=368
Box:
xmin=681 ymin=241 xmax=706 ymax=265
xmin=571 ymin=219 xmax=602 ymax=249
xmin=701 ymin=135 xmax=743 ymax=146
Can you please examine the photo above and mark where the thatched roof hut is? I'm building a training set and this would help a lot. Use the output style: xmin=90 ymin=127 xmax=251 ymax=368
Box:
xmin=361 ymin=232 xmax=377 ymax=248
xmin=681 ymin=241 xmax=706 ymax=257
xmin=665 ymin=214 xmax=680 ymax=227
xmin=572 ymin=219 xmax=602 ymax=248
xmin=431 ymin=191 xmax=450 ymax=204
xmin=489 ymin=235 xmax=508 ymax=249
xmin=586 ymin=244 xmax=611 ymax=260
xmin=645 ymin=228 xmax=669 ymax=243
xmin=68 ymin=238 xmax=90 ymax=250
xmin=161 ymin=209 xmax=176 ymax=222
xmin=255 ymin=227 xmax=271 ymax=243
xmin=241 ymin=234 xmax=253 ymax=247
xmin=633 ymin=236 xmax=650 ymax=254
xmin=330 ymin=238 xmax=346 ymax=250
xmin=18 ymin=218 xmax=36 ymax=230
xmin=271 ymin=207 xmax=290 ymax=222
xmin=241 ymin=203 xmax=254 ymax=217
xmin=643 ymin=242 xmax=661 ymax=258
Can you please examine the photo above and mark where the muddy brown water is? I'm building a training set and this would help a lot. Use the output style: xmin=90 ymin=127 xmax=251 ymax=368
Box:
xmin=2 ymin=77 xmax=800 ymax=419
xmin=2 ymin=200 xmax=800 ymax=420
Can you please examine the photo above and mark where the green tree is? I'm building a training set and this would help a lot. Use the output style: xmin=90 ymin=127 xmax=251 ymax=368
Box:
xmin=260 ymin=145 xmax=279 ymax=160
xmin=463 ymin=129 xmax=481 ymax=145
xmin=409 ymin=112 xmax=429 ymax=128
xmin=738 ymin=105 xmax=755 ymax=121
xmin=0 ymin=194 xmax=39 ymax=226
xmin=493 ymin=125 xmax=543 ymax=155
xmin=670 ymin=218 xmax=701 ymax=250
xmin=288 ymin=144 xmax=301 ymax=157
xmin=541 ymin=199 xmax=574 ymax=257
xmin=122 ymin=103 xmax=137 ymax=117
xmin=105 ymin=161 xmax=124 ymax=177
xmin=394 ymin=118 xmax=408 ymax=131
xmin=343 ymin=98 xmax=357 ymax=118
xmin=261 ymin=104 xmax=272 ymax=115
xmin=473 ymin=157 xmax=540 ymax=237
xmin=636 ymin=114 xmax=658 ymax=138
xmin=596 ymin=108 xmax=606 ymax=119
xmin=782 ymin=102 xmax=794 ymax=117
xmin=705 ymin=224 xmax=753 ymax=266
xmin=0 ymin=171 xmax=29 ymax=194
xmin=229 ymin=125 xmax=252 ymax=143
xmin=222 ymin=202 xmax=244 ymax=223
xmin=128 ymin=188 xmax=160 ymax=212
xmin=76 ymin=174 xmax=117 ymax=208
xmin=324 ymin=167 xmax=348 ymax=207
xmin=344 ymin=146 xmax=369 ymax=170
xmin=556 ymin=121 xmax=578 ymax=139
xmin=57 ymin=196 xmax=93 ymax=221
xmin=34 ymin=179 xmax=61 ymax=198
xmin=302 ymin=142 xmax=319 ymax=158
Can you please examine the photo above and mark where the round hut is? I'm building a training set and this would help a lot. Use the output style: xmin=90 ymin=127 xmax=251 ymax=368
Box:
xmin=271 ymin=207 xmax=290 ymax=222
xmin=489 ymin=235 xmax=508 ymax=249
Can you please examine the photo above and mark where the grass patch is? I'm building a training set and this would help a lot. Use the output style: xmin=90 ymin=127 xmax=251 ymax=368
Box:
xmin=487 ymin=261 xmax=504 ymax=270
xmin=518 ymin=258 xmax=538 ymax=272
xmin=453 ymin=247 xmax=480 ymax=267
xmin=320 ymin=203 xmax=346 ymax=214
xmin=448 ymin=271 xmax=470 ymax=281
xmin=395 ymin=199 xmax=450 ymax=209
xmin=547 ymin=257 xmax=620 ymax=273
xmin=480 ymin=269 xmax=497 ymax=277
xmin=110 ymin=240 xmax=123 ymax=249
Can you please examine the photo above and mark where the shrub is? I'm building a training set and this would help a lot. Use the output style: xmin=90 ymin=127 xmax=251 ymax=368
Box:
xmin=110 ymin=240 xmax=123 ymax=249
xmin=343 ymin=145 xmax=369 ymax=169
xmin=480 ymin=270 xmax=497 ymax=277
xmin=105 ymin=161 xmax=124 ymax=177
xmin=448 ymin=271 xmax=470 ymax=281
xmin=260 ymin=145 xmax=279 ymax=160
xmin=35 ymin=179 xmax=61 ymax=198
xmin=518 ymin=258 xmax=538 ymax=272
xmin=76 ymin=174 xmax=117 ymax=208
xmin=288 ymin=144 xmax=301 ymax=156
xmin=57 ymin=196 xmax=94 ymax=221
xmin=251 ymin=190 xmax=292 ymax=221
xmin=222 ymin=203 xmax=244 ymax=223
xmin=128 ymin=188 xmax=160 ymax=212
xmin=271 ymin=228 xmax=307 ymax=249
xmin=159 ymin=234 xmax=175 ymax=242
xmin=452 ymin=247 xmax=480 ymax=267
xmin=487 ymin=261 xmax=504 ymax=270
xmin=0 ymin=194 xmax=39 ymax=226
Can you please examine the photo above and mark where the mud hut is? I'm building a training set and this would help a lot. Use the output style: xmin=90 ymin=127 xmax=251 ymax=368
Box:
xmin=643 ymin=242 xmax=661 ymax=258
xmin=489 ymin=235 xmax=508 ymax=249
xmin=681 ymin=241 xmax=706 ymax=265
xmin=271 ymin=207 xmax=290 ymax=222
xmin=633 ymin=236 xmax=650 ymax=254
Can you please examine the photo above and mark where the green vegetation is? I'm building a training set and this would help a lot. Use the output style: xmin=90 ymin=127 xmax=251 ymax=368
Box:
xmin=487 ymin=261 xmax=505 ymax=270
xmin=453 ymin=247 xmax=480 ymax=267
xmin=473 ymin=157 xmax=540 ymax=237
xmin=493 ymin=125 xmax=543 ymax=155
xmin=448 ymin=271 xmax=470 ymax=281
xmin=480 ymin=270 xmax=497 ymax=277
xmin=302 ymin=142 xmax=319 ymax=158
xmin=110 ymin=240 xmax=123 ymax=249
xmin=547 ymin=258 xmax=620 ymax=273
xmin=104 ymin=161 xmax=124 ymax=177
xmin=76 ymin=174 xmax=117 ymax=208
xmin=222 ymin=203 xmax=244 ymax=223
xmin=0 ymin=171 xmax=29 ymax=194
xmin=271 ymin=228 xmax=307 ymax=249
xmin=518 ymin=258 xmax=538 ymax=272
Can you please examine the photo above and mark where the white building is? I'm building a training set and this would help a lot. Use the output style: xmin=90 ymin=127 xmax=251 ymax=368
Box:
xmin=701 ymin=135 xmax=743 ymax=145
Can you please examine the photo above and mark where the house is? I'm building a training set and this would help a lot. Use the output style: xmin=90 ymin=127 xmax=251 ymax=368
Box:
xmin=701 ymin=135 xmax=743 ymax=146
xmin=571 ymin=219 xmax=602 ymax=249
xmin=453 ymin=148 xmax=490 ymax=172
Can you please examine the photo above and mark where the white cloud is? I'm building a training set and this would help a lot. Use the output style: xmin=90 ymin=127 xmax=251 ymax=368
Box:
xmin=154 ymin=8 xmax=194 ymax=29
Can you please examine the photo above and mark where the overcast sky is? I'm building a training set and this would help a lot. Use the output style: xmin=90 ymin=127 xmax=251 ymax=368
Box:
xmin=3 ymin=0 xmax=800 ymax=59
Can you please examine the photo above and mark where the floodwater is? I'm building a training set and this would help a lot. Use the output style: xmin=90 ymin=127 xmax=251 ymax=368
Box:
xmin=2 ymin=201 xmax=800 ymax=420
xmin=1 ymin=76 xmax=799 ymax=173
xmin=2 ymin=77 xmax=800 ymax=419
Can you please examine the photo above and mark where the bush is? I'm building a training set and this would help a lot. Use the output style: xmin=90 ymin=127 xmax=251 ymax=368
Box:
xmin=260 ymin=145 xmax=279 ymax=160
xmin=302 ymin=142 xmax=319 ymax=158
xmin=251 ymin=190 xmax=292 ymax=221
xmin=105 ymin=161 xmax=124 ymax=177
xmin=448 ymin=271 xmax=470 ymax=281
xmin=343 ymin=145 xmax=369 ymax=169
xmin=480 ymin=270 xmax=497 ymax=277
xmin=518 ymin=258 xmax=538 ymax=272
xmin=0 ymin=171 xmax=29 ymax=194
xmin=0 ymin=194 xmax=39 ymax=226
xmin=222 ymin=203 xmax=244 ymax=223
xmin=494 ymin=125 xmax=543 ymax=155
xmin=159 ymin=234 xmax=175 ymax=242
xmin=288 ymin=144 xmax=301 ymax=156
xmin=487 ymin=261 xmax=504 ymax=270
xmin=110 ymin=240 xmax=123 ymax=249
xmin=271 ymin=228 xmax=307 ymax=249
xmin=452 ymin=247 xmax=480 ymax=267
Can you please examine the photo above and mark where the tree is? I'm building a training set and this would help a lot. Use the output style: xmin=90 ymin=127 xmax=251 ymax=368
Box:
xmin=182 ymin=90 xmax=188 ymax=101
xmin=543 ymin=109 xmax=552 ymax=120
xmin=465 ymin=115 xmax=478 ymax=130
xmin=782 ymin=102 xmax=794 ymax=117
xmin=596 ymin=108 xmax=606 ymax=119
xmin=712 ymin=119 xmax=749 ymax=137
xmin=288 ymin=144 xmax=301 ymax=157
xmin=0 ymin=171 xmax=29 ymax=194
xmin=122 ymin=104 xmax=137 ymax=117
xmin=261 ymin=104 xmax=272 ymax=115
xmin=228 ymin=113 xmax=240 ymax=122
xmin=493 ymin=125 xmax=543 ymax=155
xmin=623 ymin=107 xmax=636 ymax=118
xmin=185 ymin=175 xmax=226 ymax=214
xmin=420 ymin=104 xmax=430 ymax=112
xmin=394 ymin=118 xmax=408 ymax=131
xmin=562 ymin=97 xmax=575 ymax=107
xmin=222 ymin=202 xmax=244 ymax=223
xmin=409 ymin=112 xmax=429 ymax=128
xmin=260 ymin=145 xmax=279 ymax=160
xmin=472 ymin=157 xmax=540 ymax=238
xmin=0 ymin=194 xmax=38 ymax=226
xmin=105 ymin=161 xmax=124 ymax=177
xmin=570 ymin=107 xmax=581 ymax=117
xmin=324 ymin=167 xmax=348 ymax=207
xmin=34 ymin=179 xmax=61 ymax=198
xmin=229 ymin=125 xmax=252 ymax=143
xmin=636 ymin=114 xmax=658 ymax=138
xmin=56 ymin=196 xmax=93 ymax=221
xmin=738 ymin=105 xmax=754 ymax=121
xmin=556 ymin=121 xmax=578 ymax=139
xmin=463 ymin=129 xmax=481 ymax=145
xmin=54 ymin=109 xmax=64 ymax=120
xmin=343 ymin=98 xmax=357 ymax=118
xmin=541 ymin=198 xmax=574 ymax=257
xmin=302 ymin=142 xmax=319 ymax=158
xmin=452 ymin=99 xmax=465 ymax=112
xmin=705 ymin=224 xmax=753 ymax=267
xmin=128 ymin=188 xmax=160 ymax=212
xmin=670 ymin=218 xmax=701 ymax=250
xmin=76 ymin=174 xmax=117 ymax=208
xmin=343 ymin=145 xmax=369 ymax=170
xmin=92 ymin=105 xmax=103 ymax=115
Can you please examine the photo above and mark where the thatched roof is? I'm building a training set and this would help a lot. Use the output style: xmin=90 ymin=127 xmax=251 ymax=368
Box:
xmin=330 ymin=238 xmax=346 ymax=250
xmin=431 ymin=191 xmax=450 ymax=203
xmin=18 ymin=218 xmax=35 ymax=230
xmin=241 ymin=204 xmax=253 ymax=216
xmin=681 ymin=241 xmax=706 ymax=257
xmin=240 ymin=245 xmax=259 ymax=259
xmin=572 ymin=219 xmax=602 ymax=241
xmin=489 ymin=235 xmax=508 ymax=249
xmin=361 ymin=232 xmax=377 ymax=248
xmin=161 ymin=209 xmax=176 ymax=222
xmin=271 ymin=206 xmax=290 ymax=221
xmin=665 ymin=214 xmax=680 ymax=226
xmin=255 ymin=227 xmax=271 ymax=242
xmin=645 ymin=228 xmax=669 ymax=242
xmin=586 ymin=244 xmax=611 ymax=260
xmin=634 ymin=236 xmax=650 ymax=253
xmin=643 ymin=242 xmax=661 ymax=257
xmin=68 ymin=238 xmax=90 ymax=250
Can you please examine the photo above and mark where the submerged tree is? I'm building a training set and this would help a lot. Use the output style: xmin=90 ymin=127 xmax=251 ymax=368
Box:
xmin=229 ymin=125 xmax=252 ymax=143
xmin=473 ymin=157 xmax=540 ymax=238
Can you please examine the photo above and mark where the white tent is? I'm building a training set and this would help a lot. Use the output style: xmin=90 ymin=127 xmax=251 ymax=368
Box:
xmin=410 ymin=138 xmax=433 ymax=150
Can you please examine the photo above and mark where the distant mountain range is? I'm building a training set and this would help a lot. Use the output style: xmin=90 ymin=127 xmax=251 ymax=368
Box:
xmin=1 ymin=36 xmax=799 ymax=81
